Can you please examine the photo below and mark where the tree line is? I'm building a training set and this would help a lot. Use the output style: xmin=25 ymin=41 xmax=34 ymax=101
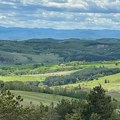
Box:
xmin=0 ymin=81 xmax=87 ymax=99
xmin=44 ymin=67 xmax=120 ymax=86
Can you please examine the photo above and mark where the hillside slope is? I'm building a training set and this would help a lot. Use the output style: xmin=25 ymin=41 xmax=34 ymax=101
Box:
xmin=0 ymin=39 xmax=120 ymax=64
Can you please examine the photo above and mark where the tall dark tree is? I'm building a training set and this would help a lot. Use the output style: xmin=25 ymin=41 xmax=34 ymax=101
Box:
xmin=85 ymin=85 xmax=113 ymax=120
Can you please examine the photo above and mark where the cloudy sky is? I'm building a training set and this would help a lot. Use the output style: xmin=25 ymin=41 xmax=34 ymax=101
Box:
xmin=0 ymin=0 xmax=120 ymax=29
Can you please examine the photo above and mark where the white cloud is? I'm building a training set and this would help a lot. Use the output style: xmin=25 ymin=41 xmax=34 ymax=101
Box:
xmin=0 ymin=0 xmax=120 ymax=29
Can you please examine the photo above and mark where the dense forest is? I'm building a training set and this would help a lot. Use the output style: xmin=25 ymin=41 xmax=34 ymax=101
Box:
xmin=0 ymin=39 xmax=120 ymax=64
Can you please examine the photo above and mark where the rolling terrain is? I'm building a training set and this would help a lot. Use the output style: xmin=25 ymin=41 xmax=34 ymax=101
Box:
xmin=0 ymin=39 xmax=120 ymax=105
xmin=0 ymin=39 xmax=120 ymax=64
xmin=0 ymin=60 xmax=120 ymax=103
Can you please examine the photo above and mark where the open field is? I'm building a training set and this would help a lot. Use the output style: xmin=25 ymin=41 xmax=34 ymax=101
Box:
xmin=11 ymin=90 xmax=73 ymax=106
xmin=0 ymin=75 xmax=46 ymax=82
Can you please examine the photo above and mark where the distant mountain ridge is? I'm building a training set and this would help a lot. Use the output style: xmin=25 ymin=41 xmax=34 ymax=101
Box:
xmin=0 ymin=26 xmax=120 ymax=40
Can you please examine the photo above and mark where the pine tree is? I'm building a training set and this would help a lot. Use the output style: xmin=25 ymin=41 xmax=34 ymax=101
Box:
xmin=86 ymin=85 xmax=113 ymax=120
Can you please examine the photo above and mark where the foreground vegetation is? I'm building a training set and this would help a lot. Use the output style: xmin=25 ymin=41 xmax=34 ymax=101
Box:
xmin=0 ymin=85 xmax=120 ymax=120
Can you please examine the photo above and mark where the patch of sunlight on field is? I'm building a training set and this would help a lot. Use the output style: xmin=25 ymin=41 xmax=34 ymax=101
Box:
xmin=62 ymin=73 xmax=120 ymax=92
xmin=0 ymin=75 xmax=46 ymax=82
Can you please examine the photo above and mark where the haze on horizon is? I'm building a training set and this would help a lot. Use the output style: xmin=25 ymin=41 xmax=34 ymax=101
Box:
xmin=0 ymin=0 xmax=120 ymax=30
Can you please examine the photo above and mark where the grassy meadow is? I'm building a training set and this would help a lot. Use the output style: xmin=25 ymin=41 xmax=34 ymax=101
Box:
xmin=12 ymin=90 xmax=73 ymax=106
xmin=62 ymin=72 xmax=120 ymax=92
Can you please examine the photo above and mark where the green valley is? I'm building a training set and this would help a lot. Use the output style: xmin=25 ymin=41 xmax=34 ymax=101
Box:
xmin=0 ymin=39 xmax=120 ymax=120
xmin=0 ymin=59 xmax=120 ymax=101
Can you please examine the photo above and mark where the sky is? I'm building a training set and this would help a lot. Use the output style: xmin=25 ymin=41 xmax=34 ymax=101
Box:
xmin=0 ymin=0 xmax=120 ymax=30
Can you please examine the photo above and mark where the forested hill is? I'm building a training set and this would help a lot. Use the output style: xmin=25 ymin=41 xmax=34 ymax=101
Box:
xmin=0 ymin=38 xmax=120 ymax=64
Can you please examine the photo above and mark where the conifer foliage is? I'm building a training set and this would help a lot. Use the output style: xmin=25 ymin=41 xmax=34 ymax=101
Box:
xmin=0 ymin=85 xmax=119 ymax=120
xmin=86 ymin=85 xmax=114 ymax=120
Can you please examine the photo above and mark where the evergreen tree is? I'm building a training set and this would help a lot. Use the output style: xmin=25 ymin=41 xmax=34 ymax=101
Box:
xmin=56 ymin=99 xmax=73 ymax=120
xmin=65 ymin=109 xmax=84 ymax=120
xmin=89 ymin=113 xmax=101 ymax=120
xmin=0 ymin=90 xmax=25 ymax=120
xmin=86 ymin=85 xmax=113 ymax=120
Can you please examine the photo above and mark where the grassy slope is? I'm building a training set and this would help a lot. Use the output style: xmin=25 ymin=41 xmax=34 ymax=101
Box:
xmin=0 ymin=75 xmax=46 ymax=82
xmin=61 ymin=72 xmax=120 ymax=101
xmin=60 ymin=61 xmax=120 ymax=89
xmin=54 ymin=61 xmax=120 ymax=100
xmin=62 ymin=73 xmax=120 ymax=91
xmin=85 ymin=73 xmax=120 ymax=91
xmin=12 ymin=90 xmax=73 ymax=106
